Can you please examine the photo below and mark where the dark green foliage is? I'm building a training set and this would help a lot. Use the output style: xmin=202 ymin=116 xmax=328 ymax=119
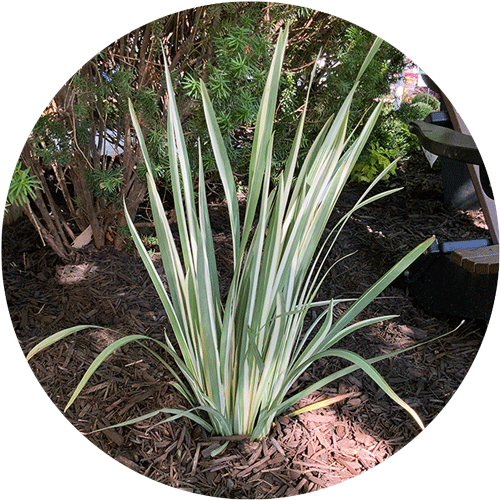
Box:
xmin=305 ymin=25 xmax=404 ymax=131
xmin=367 ymin=101 xmax=435 ymax=163
xmin=29 ymin=3 xmax=406 ymax=194
xmin=277 ymin=21 xmax=405 ymax=178
xmin=85 ymin=166 xmax=124 ymax=202
xmin=179 ymin=8 xmax=406 ymax=180
xmin=398 ymin=101 xmax=434 ymax=122
xmin=31 ymin=114 xmax=73 ymax=167
xmin=17 ymin=3 xmax=408 ymax=259
xmin=136 ymin=88 xmax=160 ymax=127
xmin=180 ymin=8 xmax=273 ymax=175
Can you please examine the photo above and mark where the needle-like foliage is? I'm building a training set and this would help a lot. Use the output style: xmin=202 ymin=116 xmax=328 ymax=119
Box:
xmin=28 ymin=28 xmax=434 ymax=442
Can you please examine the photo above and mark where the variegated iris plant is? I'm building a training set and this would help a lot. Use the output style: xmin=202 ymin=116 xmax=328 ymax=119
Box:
xmin=28 ymin=28 xmax=434 ymax=443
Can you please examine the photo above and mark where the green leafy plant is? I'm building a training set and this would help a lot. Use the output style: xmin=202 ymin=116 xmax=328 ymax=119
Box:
xmin=351 ymin=143 xmax=399 ymax=183
xmin=180 ymin=12 xmax=272 ymax=176
xmin=7 ymin=161 xmax=42 ymax=207
xmin=411 ymin=92 xmax=440 ymax=111
xmin=368 ymin=100 xmax=435 ymax=161
xmin=28 ymin=29 xmax=435 ymax=443
xmin=397 ymin=101 xmax=434 ymax=123
xmin=85 ymin=166 xmax=124 ymax=201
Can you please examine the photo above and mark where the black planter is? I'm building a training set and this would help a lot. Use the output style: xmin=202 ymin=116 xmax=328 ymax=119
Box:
xmin=441 ymin=157 xmax=480 ymax=210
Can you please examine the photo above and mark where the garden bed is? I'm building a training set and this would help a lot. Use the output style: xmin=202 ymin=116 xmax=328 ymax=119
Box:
xmin=3 ymin=152 xmax=491 ymax=497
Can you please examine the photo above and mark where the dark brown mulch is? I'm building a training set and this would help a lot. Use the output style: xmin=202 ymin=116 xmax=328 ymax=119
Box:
xmin=3 ymin=152 xmax=492 ymax=497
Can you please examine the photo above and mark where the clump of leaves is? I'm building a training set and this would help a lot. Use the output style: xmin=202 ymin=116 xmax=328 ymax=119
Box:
xmin=351 ymin=143 xmax=399 ymax=183
xmin=368 ymin=100 xmax=435 ymax=161
xmin=180 ymin=14 xmax=272 ymax=176
xmin=7 ymin=161 xmax=41 ymax=207
xmin=85 ymin=166 xmax=124 ymax=201
xmin=411 ymin=92 xmax=440 ymax=111
xmin=28 ymin=29 xmax=435 ymax=444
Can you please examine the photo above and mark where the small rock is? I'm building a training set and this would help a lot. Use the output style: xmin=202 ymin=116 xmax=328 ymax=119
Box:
xmin=399 ymin=324 xmax=427 ymax=340
xmin=347 ymin=397 xmax=362 ymax=407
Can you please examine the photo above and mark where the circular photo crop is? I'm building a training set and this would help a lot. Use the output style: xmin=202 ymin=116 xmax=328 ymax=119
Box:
xmin=3 ymin=2 xmax=498 ymax=498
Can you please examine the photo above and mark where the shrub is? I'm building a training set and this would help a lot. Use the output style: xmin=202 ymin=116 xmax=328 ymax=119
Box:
xmin=366 ymin=101 xmax=435 ymax=162
xmin=28 ymin=29 xmax=434 ymax=443
xmin=398 ymin=102 xmax=434 ymax=122
xmin=411 ymin=92 xmax=440 ymax=111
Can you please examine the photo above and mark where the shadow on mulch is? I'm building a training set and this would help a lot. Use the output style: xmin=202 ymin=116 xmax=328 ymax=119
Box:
xmin=2 ymin=152 xmax=493 ymax=497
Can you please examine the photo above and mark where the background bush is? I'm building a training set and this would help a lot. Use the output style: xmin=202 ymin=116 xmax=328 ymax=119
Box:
xmin=361 ymin=101 xmax=435 ymax=166
xmin=411 ymin=92 xmax=440 ymax=110
xmin=14 ymin=3 xmax=406 ymax=259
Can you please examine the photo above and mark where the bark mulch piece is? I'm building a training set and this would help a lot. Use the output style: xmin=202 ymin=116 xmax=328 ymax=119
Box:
xmin=3 ymin=152 xmax=491 ymax=497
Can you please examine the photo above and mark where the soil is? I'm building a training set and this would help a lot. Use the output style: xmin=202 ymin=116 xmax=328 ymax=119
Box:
xmin=3 ymin=152 xmax=494 ymax=498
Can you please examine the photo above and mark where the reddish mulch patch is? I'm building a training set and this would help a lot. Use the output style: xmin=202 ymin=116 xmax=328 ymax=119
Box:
xmin=3 ymin=152 xmax=493 ymax=497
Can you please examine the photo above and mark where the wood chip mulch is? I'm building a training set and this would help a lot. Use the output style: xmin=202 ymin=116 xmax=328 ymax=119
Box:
xmin=3 ymin=152 xmax=493 ymax=497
